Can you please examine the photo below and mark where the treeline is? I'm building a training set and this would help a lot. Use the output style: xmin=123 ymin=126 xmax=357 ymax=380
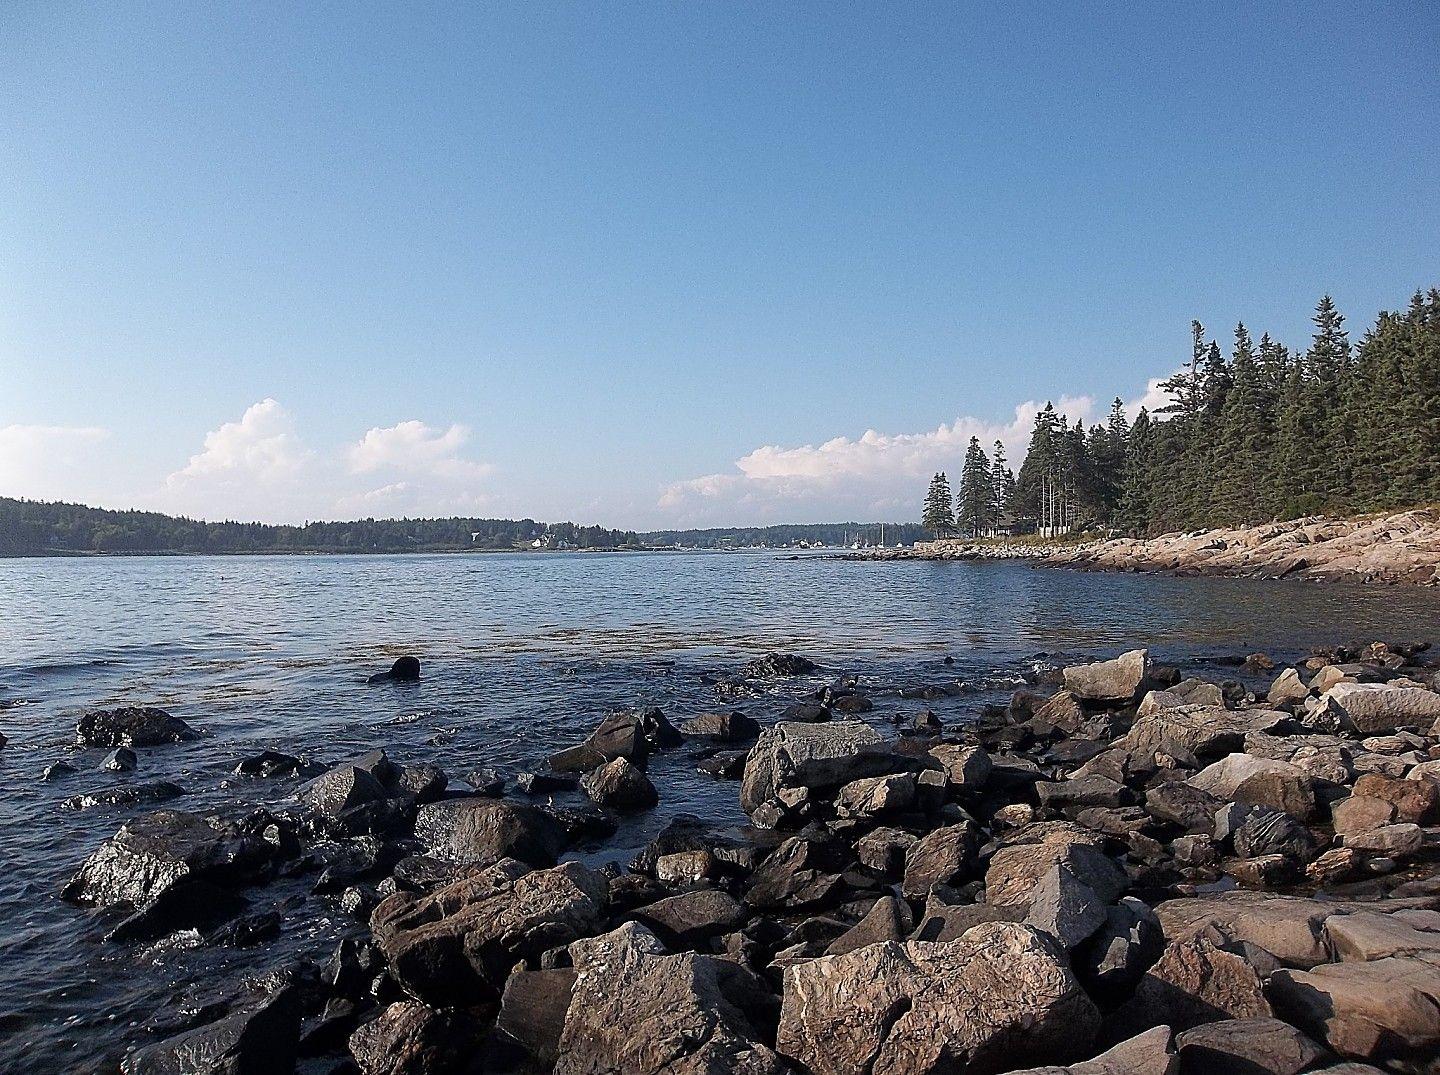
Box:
xmin=924 ymin=287 xmax=1440 ymax=537
xmin=639 ymin=522 xmax=929 ymax=548
xmin=0 ymin=498 xmax=640 ymax=555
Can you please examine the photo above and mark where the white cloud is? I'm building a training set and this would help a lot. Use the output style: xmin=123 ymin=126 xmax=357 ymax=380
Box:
xmin=154 ymin=402 xmax=495 ymax=522
xmin=0 ymin=424 xmax=111 ymax=502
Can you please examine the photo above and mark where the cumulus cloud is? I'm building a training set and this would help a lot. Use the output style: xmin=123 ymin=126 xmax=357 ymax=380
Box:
xmin=657 ymin=376 xmax=1177 ymax=527
xmin=0 ymin=424 xmax=111 ymax=502
xmin=155 ymin=402 xmax=495 ymax=522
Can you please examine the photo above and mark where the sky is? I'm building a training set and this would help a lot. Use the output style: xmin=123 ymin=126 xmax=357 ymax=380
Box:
xmin=2 ymin=2 xmax=1437 ymax=529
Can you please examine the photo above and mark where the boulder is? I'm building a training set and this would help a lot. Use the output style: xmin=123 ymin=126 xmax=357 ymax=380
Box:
xmin=302 ymin=764 xmax=389 ymax=819
xmin=548 ymin=708 xmax=681 ymax=772
xmin=985 ymin=824 xmax=1127 ymax=909
xmin=747 ymin=835 xmax=848 ymax=910
xmin=776 ymin=922 xmax=1100 ymax=1075
xmin=744 ymin=652 xmax=818 ymax=677
xmin=679 ymin=711 xmax=761 ymax=741
xmin=856 ymin=826 xmax=918 ymax=875
xmin=1024 ymin=864 xmax=1107 ymax=950
xmin=497 ymin=968 xmax=576 ymax=1069
xmin=63 ymin=809 xmax=272 ymax=911
xmin=1230 ymin=808 xmax=1316 ymax=863
xmin=1343 ymin=822 xmax=1423 ymax=857
xmin=1146 ymin=782 xmax=1226 ymax=833
xmin=1174 ymin=1017 xmax=1325 ymax=1075
xmin=827 ymin=894 xmax=909 ymax=956
xmin=1124 ymin=707 xmax=1287 ymax=761
xmin=1319 ymin=682 xmax=1440 ymax=735
xmin=1270 ymin=956 xmax=1440 ymax=1069
xmin=1063 ymin=650 xmax=1148 ymax=703
xmin=836 ymin=773 xmax=917 ymax=818
xmin=76 ymin=706 xmax=199 ymax=748
xmin=1037 ymin=774 xmax=1130 ymax=814
xmin=101 ymin=747 xmax=138 ymax=772
xmin=1110 ymin=934 xmax=1273 ymax=1038
xmin=414 ymin=799 xmax=567 ymax=868
xmin=1267 ymin=668 xmax=1311 ymax=706
xmin=929 ymin=743 xmax=992 ymax=790
xmin=1188 ymin=754 xmax=1317 ymax=819
xmin=555 ymin=923 xmax=786 ymax=1074
xmin=121 ymin=986 xmax=299 ymax=1075
xmin=580 ymin=757 xmax=658 ymax=810
xmin=632 ymin=889 xmax=746 ymax=947
xmin=348 ymin=1000 xmax=480 ymax=1075
xmin=902 ymin=822 xmax=979 ymax=899
xmin=370 ymin=859 xmax=608 ymax=1006
xmin=1323 ymin=910 xmax=1440 ymax=962
xmin=739 ymin=720 xmax=884 ymax=823
xmin=1075 ymin=897 xmax=1165 ymax=992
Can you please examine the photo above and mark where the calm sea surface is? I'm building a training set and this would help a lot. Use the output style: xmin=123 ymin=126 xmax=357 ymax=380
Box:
xmin=3 ymin=550 xmax=1440 ymax=1072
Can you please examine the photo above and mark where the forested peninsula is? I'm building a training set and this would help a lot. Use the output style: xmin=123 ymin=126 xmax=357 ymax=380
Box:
xmin=922 ymin=288 xmax=1440 ymax=538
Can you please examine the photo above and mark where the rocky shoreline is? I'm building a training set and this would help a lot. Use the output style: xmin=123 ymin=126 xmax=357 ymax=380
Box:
xmin=34 ymin=643 xmax=1440 ymax=1074
xmin=843 ymin=509 xmax=1440 ymax=586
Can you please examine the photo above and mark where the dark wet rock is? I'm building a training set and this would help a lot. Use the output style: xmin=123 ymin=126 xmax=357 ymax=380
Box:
xmin=324 ymin=935 xmax=384 ymax=1000
xmin=367 ymin=655 xmax=421 ymax=684
xmin=370 ymin=858 xmax=608 ymax=1006
xmin=497 ymin=968 xmax=576 ymax=1070
xmin=62 ymin=779 xmax=186 ymax=811
xmin=776 ymin=922 xmax=1100 ymax=1075
xmin=348 ymin=999 xmax=481 ymax=1075
xmin=1063 ymin=649 xmax=1148 ymax=703
xmin=545 ymin=803 xmax=618 ymax=844
xmin=744 ymin=652 xmax=818 ymax=678
xmin=234 ymin=750 xmax=303 ymax=778
xmin=101 ymin=746 xmax=138 ymax=772
xmin=515 ymin=770 xmax=577 ymax=794
xmin=302 ymin=764 xmax=388 ymax=820
xmin=466 ymin=767 xmax=505 ymax=797
xmin=632 ymin=889 xmax=747 ymax=947
xmin=696 ymin=749 xmax=749 ymax=779
xmin=555 ymin=922 xmax=786 ymax=1074
xmin=580 ymin=756 xmax=658 ymax=811
xmin=389 ymin=855 xmax=462 ymax=894
xmin=108 ymin=878 xmax=250 ymax=943
xmin=1024 ymin=863 xmax=1108 ymax=950
xmin=77 ymin=706 xmax=200 ymax=748
xmin=121 ymin=984 xmax=300 ymax=1075
xmin=779 ymin=701 xmax=832 ymax=722
xmin=413 ymin=798 xmax=567 ymax=868
xmin=1076 ymin=896 xmax=1165 ymax=993
xmin=679 ymin=711 xmax=761 ymax=741
xmin=902 ymin=822 xmax=979 ymax=899
xmin=547 ymin=708 xmax=681 ymax=772
xmin=1174 ymin=1017 xmax=1326 ymax=1075
xmin=389 ymin=763 xmax=447 ymax=804
xmin=829 ymin=692 xmax=874 ymax=714
xmin=1109 ymin=933 xmax=1273 ymax=1039
xmin=63 ymin=809 xmax=274 ymax=912
xmin=740 ymin=720 xmax=884 ymax=823
xmin=746 ymin=835 xmax=849 ymax=911
xmin=985 ymin=823 xmax=1128 ymax=909
xmin=42 ymin=760 xmax=77 ymax=781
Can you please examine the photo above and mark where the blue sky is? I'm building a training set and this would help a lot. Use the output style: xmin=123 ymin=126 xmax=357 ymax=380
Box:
xmin=2 ymin=2 xmax=1437 ymax=527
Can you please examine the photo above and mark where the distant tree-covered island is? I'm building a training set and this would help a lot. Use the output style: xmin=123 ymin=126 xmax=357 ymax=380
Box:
xmin=924 ymin=287 xmax=1440 ymax=538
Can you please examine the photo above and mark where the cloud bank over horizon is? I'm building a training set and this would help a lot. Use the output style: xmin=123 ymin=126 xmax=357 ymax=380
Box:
xmin=0 ymin=373 xmax=1176 ymax=528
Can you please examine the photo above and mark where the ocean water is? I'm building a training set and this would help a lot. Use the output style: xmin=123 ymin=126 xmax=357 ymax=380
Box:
xmin=2 ymin=550 xmax=1439 ymax=1072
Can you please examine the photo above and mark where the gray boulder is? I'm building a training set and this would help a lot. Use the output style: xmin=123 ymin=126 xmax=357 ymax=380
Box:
xmin=414 ymin=799 xmax=567 ymax=868
xmin=580 ymin=757 xmax=658 ymax=811
xmin=1063 ymin=650 xmax=1148 ymax=703
xmin=739 ymin=720 xmax=884 ymax=824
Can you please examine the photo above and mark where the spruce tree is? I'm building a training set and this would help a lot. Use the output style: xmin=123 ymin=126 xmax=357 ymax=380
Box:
xmin=958 ymin=438 xmax=992 ymax=537
xmin=990 ymin=440 xmax=1008 ymax=530
xmin=922 ymin=472 xmax=956 ymax=536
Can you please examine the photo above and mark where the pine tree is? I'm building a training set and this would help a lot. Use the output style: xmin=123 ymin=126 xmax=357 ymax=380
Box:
xmin=990 ymin=440 xmax=1008 ymax=530
xmin=958 ymin=438 xmax=992 ymax=537
xmin=922 ymin=472 xmax=956 ymax=536
xmin=1116 ymin=408 xmax=1153 ymax=532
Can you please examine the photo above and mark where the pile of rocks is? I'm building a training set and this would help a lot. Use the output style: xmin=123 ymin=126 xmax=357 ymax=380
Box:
xmin=68 ymin=646 xmax=1440 ymax=1074
xmin=1047 ymin=509 xmax=1440 ymax=585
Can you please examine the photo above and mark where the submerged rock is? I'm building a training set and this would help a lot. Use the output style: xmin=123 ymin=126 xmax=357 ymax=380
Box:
xmin=744 ymin=652 xmax=818 ymax=677
xmin=62 ymin=780 xmax=186 ymax=811
xmin=121 ymin=984 xmax=300 ymax=1075
xmin=76 ymin=706 xmax=199 ymax=748
xmin=367 ymin=656 xmax=421 ymax=684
